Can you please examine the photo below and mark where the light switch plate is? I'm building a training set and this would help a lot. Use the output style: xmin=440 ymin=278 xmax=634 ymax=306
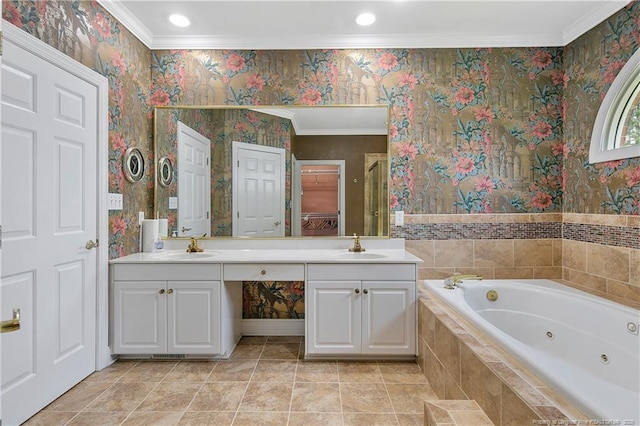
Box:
xmin=169 ymin=197 xmax=178 ymax=209
xmin=395 ymin=210 xmax=404 ymax=226
xmin=108 ymin=193 xmax=123 ymax=210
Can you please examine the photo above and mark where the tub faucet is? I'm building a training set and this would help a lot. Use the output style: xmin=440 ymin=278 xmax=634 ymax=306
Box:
xmin=186 ymin=237 xmax=204 ymax=253
xmin=444 ymin=274 xmax=483 ymax=289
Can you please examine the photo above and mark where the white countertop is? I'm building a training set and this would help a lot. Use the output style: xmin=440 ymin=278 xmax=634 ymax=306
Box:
xmin=110 ymin=248 xmax=422 ymax=264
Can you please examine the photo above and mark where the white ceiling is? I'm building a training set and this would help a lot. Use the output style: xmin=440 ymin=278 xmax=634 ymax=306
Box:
xmin=251 ymin=106 xmax=389 ymax=135
xmin=98 ymin=0 xmax=628 ymax=50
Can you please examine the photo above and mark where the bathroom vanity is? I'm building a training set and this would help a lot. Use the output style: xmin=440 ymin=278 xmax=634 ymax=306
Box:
xmin=109 ymin=238 xmax=421 ymax=359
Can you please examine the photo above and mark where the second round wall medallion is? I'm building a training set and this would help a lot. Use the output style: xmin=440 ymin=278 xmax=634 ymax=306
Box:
xmin=158 ymin=156 xmax=174 ymax=187
xmin=123 ymin=147 xmax=145 ymax=183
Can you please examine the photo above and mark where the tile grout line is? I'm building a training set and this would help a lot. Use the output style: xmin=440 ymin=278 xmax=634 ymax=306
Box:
xmin=180 ymin=359 xmax=220 ymax=423
xmin=285 ymin=356 xmax=300 ymax=425
xmin=117 ymin=361 xmax=176 ymax=425
xmin=378 ymin=361 xmax=402 ymax=426
xmin=230 ymin=342 xmax=264 ymax=423
xmin=59 ymin=361 xmax=143 ymax=426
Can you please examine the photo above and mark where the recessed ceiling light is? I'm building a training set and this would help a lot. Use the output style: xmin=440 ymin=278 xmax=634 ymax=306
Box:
xmin=169 ymin=14 xmax=190 ymax=28
xmin=356 ymin=12 xmax=376 ymax=26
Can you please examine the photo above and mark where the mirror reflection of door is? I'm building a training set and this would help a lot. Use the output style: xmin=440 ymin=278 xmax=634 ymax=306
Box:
xmin=365 ymin=156 xmax=388 ymax=236
xmin=232 ymin=141 xmax=286 ymax=237
xmin=177 ymin=121 xmax=211 ymax=237
xmin=292 ymin=160 xmax=345 ymax=236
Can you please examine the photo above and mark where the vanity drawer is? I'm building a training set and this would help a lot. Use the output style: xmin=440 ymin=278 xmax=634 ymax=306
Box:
xmin=112 ymin=263 xmax=221 ymax=281
xmin=307 ymin=264 xmax=415 ymax=281
xmin=223 ymin=263 xmax=305 ymax=281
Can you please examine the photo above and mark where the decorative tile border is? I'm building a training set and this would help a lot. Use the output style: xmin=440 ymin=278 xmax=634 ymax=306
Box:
xmin=393 ymin=214 xmax=640 ymax=250
xmin=391 ymin=222 xmax=562 ymax=240
xmin=563 ymin=222 xmax=640 ymax=250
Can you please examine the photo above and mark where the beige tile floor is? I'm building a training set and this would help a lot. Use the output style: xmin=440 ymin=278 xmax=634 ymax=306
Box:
xmin=25 ymin=336 xmax=436 ymax=426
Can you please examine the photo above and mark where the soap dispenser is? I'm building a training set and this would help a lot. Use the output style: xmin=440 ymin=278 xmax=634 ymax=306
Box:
xmin=153 ymin=235 xmax=164 ymax=251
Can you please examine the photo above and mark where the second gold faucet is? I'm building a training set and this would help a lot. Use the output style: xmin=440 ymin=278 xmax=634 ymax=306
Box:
xmin=349 ymin=233 xmax=365 ymax=252
xmin=186 ymin=237 xmax=204 ymax=253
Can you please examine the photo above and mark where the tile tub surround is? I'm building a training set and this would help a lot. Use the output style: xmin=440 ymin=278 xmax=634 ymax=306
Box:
xmin=416 ymin=283 xmax=590 ymax=426
xmin=396 ymin=213 xmax=640 ymax=304
xmin=424 ymin=400 xmax=494 ymax=426
xmin=25 ymin=336 xmax=433 ymax=426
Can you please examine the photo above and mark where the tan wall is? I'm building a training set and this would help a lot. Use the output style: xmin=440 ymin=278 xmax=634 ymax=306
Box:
xmin=401 ymin=213 xmax=640 ymax=306
xmin=292 ymin=135 xmax=387 ymax=235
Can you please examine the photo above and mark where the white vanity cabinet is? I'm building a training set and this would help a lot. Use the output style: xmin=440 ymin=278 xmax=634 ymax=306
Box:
xmin=111 ymin=263 xmax=239 ymax=356
xmin=306 ymin=264 xmax=416 ymax=356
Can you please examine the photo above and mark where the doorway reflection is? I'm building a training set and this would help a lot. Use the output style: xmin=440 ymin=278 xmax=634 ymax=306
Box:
xmin=300 ymin=164 xmax=341 ymax=236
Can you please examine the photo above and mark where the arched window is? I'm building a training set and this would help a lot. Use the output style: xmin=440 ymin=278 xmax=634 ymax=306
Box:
xmin=590 ymin=49 xmax=640 ymax=163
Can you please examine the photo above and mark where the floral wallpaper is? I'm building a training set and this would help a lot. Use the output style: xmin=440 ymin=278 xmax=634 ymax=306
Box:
xmin=149 ymin=47 xmax=567 ymax=215
xmin=564 ymin=2 xmax=640 ymax=214
xmin=155 ymin=107 xmax=293 ymax=236
xmin=4 ymin=0 xmax=640 ymax=319
xmin=243 ymin=281 xmax=304 ymax=319
xmin=155 ymin=107 xmax=219 ymax=235
xmin=4 ymin=0 xmax=153 ymax=260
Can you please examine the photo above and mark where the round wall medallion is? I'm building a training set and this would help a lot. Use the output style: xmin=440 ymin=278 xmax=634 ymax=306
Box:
xmin=158 ymin=156 xmax=174 ymax=187
xmin=124 ymin=147 xmax=145 ymax=183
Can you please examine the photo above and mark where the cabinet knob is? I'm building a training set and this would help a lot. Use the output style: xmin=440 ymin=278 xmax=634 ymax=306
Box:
xmin=260 ymin=269 xmax=266 ymax=275
xmin=167 ymin=288 xmax=174 ymax=294
xmin=159 ymin=289 xmax=165 ymax=294
xmin=354 ymin=288 xmax=360 ymax=294
xmin=363 ymin=289 xmax=369 ymax=294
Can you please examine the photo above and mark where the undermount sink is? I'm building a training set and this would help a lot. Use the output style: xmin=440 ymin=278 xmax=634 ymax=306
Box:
xmin=331 ymin=252 xmax=386 ymax=260
xmin=149 ymin=251 xmax=218 ymax=260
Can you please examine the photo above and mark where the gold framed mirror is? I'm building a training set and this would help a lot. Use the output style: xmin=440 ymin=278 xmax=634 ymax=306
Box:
xmin=153 ymin=105 xmax=389 ymax=239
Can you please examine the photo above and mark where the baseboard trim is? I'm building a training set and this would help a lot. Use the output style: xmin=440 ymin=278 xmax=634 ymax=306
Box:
xmin=242 ymin=319 xmax=304 ymax=336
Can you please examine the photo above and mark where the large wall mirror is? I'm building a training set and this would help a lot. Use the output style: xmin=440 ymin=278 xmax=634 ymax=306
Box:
xmin=154 ymin=105 xmax=389 ymax=239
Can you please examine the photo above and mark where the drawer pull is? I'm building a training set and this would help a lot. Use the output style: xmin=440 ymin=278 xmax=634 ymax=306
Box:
xmin=260 ymin=269 xmax=266 ymax=275
xmin=167 ymin=288 xmax=174 ymax=294
xmin=354 ymin=288 xmax=360 ymax=294
xmin=159 ymin=289 xmax=165 ymax=295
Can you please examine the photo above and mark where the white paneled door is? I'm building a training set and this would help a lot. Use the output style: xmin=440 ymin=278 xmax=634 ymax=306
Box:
xmin=232 ymin=141 xmax=285 ymax=237
xmin=1 ymin=31 xmax=98 ymax=424
xmin=177 ymin=121 xmax=211 ymax=237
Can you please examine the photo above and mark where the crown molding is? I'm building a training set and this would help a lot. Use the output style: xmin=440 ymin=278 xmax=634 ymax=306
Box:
xmin=97 ymin=0 xmax=153 ymax=48
xmin=97 ymin=0 xmax=626 ymax=51
xmin=150 ymin=32 xmax=565 ymax=50
xmin=562 ymin=0 xmax=629 ymax=45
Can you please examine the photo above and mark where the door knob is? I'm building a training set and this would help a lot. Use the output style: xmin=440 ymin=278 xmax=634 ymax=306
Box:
xmin=1 ymin=309 xmax=21 ymax=333
xmin=363 ymin=289 xmax=369 ymax=294
xmin=159 ymin=289 xmax=165 ymax=294
xmin=354 ymin=288 xmax=360 ymax=294
xmin=167 ymin=289 xmax=174 ymax=294
xmin=85 ymin=239 xmax=99 ymax=250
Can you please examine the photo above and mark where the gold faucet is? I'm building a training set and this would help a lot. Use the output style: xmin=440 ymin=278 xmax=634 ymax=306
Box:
xmin=348 ymin=233 xmax=366 ymax=252
xmin=444 ymin=274 xmax=483 ymax=289
xmin=186 ymin=237 xmax=204 ymax=253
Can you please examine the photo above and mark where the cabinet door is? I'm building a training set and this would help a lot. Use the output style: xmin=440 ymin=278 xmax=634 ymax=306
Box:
xmin=362 ymin=281 xmax=416 ymax=355
xmin=167 ymin=281 xmax=221 ymax=354
xmin=306 ymin=281 xmax=361 ymax=354
xmin=113 ymin=281 xmax=166 ymax=354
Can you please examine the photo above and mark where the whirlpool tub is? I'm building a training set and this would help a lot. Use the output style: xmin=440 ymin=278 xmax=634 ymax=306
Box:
xmin=424 ymin=279 xmax=640 ymax=423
